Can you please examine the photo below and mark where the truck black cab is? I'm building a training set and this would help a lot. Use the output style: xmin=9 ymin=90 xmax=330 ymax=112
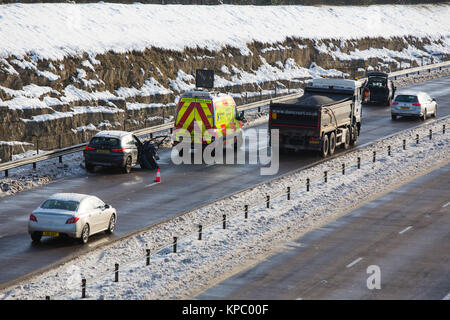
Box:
xmin=269 ymin=78 xmax=363 ymax=158
xmin=363 ymin=72 xmax=395 ymax=106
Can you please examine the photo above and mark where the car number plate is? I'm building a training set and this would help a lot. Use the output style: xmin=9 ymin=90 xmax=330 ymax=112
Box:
xmin=96 ymin=149 xmax=110 ymax=154
xmin=42 ymin=232 xmax=59 ymax=237
xmin=400 ymin=106 xmax=410 ymax=110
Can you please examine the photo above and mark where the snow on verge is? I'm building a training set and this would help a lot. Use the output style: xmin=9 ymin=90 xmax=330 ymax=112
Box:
xmin=0 ymin=116 xmax=448 ymax=300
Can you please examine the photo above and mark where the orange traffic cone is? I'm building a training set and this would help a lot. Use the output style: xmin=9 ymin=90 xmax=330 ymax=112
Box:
xmin=154 ymin=168 xmax=161 ymax=183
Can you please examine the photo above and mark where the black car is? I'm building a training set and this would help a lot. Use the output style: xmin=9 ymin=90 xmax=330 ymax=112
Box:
xmin=84 ymin=130 xmax=159 ymax=174
xmin=363 ymin=72 xmax=396 ymax=106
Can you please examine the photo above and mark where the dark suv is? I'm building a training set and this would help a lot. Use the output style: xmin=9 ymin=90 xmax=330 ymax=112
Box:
xmin=84 ymin=131 xmax=141 ymax=174
xmin=363 ymin=72 xmax=396 ymax=106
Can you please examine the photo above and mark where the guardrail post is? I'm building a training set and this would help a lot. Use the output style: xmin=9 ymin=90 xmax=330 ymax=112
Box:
xmin=357 ymin=157 xmax=361 ymax=169
xmin=443 ymin=124 xmax=446 ymax=134
xmin=33 ymin=162 xmax=36 ymax=170
xmin=342 ymin=163 xmax=345 ymax=175
xmin=4 ymin=170 xmax=7 ymax=178
xmin=114 ymin=263 xmax=119 ymax=282
xmin=45 ymin=296 xmax=50 ymax=300
xmin=324 ymin=171 xmax=327 ymax=183
xmin=388 ymin=146 xmax=391 ymax=157
xmin=260 ymin=89 xmax=262 ymax=101
xmin=416 ymin=134 xmax=419 ymax=144
xmin=306 ymin=178 xmax=310 ymax=192
xmin=266 ymin=195 xmax=270 ymax=208
xmin=223 ymin=215 xmax=227 ymax=229
xmin=287 ymin=187 xmax=291 ymax=200
xmin=59 ymin=155 xmax=62 ymax=164
xmin=403 ymin=139 xmax=406 ymax=150
xmin=198 ymin=224 xmax=202 ymax=240
xmin=173 ymin=237 xmax=177 ymax=253
xmin=81 ymin=278 xmax=86 ymax=299
xmin=244 ymin=205 xmax=248 ymax=219
xmin=429 ymin=129 xmax=432 ymax=140
xmin=146 ymin=249 xmax=150 ymax=266
xmin=373 ymin=151 xmax=376 ymax=163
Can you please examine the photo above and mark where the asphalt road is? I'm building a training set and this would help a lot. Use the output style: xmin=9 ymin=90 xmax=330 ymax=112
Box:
xmin=0 ymin=76 xmax=449 ymax=288
xmin=196 ymin=163 xmax=450 ymax=300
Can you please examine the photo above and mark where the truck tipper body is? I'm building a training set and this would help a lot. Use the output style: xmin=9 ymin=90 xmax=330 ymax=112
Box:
xmin=269 ymin=78 xmax=363 ymax=157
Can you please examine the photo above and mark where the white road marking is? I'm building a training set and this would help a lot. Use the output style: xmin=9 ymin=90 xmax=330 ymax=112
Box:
xmin=442 ymin=201 xmax=450 ymax=208
xmin=346 ymin=257 xmax=363 ymax=268
xmin=399 ymin=226 xmax=413 ymax=235
xmin=145 ymin=182 xmax=159 ymax=188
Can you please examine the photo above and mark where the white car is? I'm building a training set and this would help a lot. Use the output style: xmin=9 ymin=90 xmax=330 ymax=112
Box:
xmin=28 ymin=193 xmax=117 ymax=244
xmin=391 ymin=92 xmax=437 ymax=121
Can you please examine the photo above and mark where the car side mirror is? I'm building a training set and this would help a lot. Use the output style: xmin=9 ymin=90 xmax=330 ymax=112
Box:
xmin=432 ymin=98 xmax=436 ymax=102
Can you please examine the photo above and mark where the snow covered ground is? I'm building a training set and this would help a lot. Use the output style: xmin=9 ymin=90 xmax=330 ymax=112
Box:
xmin=1 ymin=116 xmax=448 ymax=300
xmin=0 ymin=3 xmax=449 ymax=60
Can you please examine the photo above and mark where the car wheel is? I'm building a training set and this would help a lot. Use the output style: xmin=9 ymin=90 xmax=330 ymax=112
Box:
xmin=321 ymin=134 xmax=329 ymax=158
xmin=85 ymin=163 xmax=95 ymax=173
xmin=391 ymin=114 xmax=397 ymax=121
xmin=422 ymin=109 xmax=427 ymax=121
xmin=80 ymin=224 xmax=90 ymax=244
xmin=121 ymin=157 xmax=132 ymax=174
xmin=105 ymin=214 xmax=116 ymax=234
xmin=433 ymin=105 xmax=437 ymax=118
xmin=329 ymin=132 xmax=336 ymax=156
xmin=30 ymin=232 xmax=42 ymax=243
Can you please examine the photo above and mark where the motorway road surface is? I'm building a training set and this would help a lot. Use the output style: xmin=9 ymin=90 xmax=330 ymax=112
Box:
xmin=0 ymin=76 xmax=449 ymax=288
xmin=196 ymin=163 xmax=450 ymax=300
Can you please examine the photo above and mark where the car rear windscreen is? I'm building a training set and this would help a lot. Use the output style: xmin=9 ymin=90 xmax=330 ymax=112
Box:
xmin=368 ymin=78 xmax=387 ymax=88
xmin=89 ymin=137 xmax=121 ymax=147
xmin=41 ymin=200 xmax=79 ymax=211
xmin=395 ymin=95 xmax=418 ymax=103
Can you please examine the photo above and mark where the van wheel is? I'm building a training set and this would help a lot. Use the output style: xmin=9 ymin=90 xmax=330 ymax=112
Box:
xmin=329 ymin=132 xmax=336 ymax=156
xmin=321 ymin=134 xmax=329 ymax=158
xmin=432 ymin=106 xmax=437 ymax=118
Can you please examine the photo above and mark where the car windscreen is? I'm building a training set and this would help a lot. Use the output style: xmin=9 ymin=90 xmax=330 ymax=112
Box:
xmin=89 ymin=137 xmax=121 ymax=148
xmin=394 ymin=95 xmax=418 ymax=103
xmin=40 ymin=199 xmax=79 ymax=211
xmin=368 ymin=78 xmax=386 ymax=88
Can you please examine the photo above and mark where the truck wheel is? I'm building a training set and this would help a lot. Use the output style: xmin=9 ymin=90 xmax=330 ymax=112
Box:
xmin=329 ymin=132 xmax=336 ymax=156
xmin=321 ymin=134 xmax=329 ymax=158
xmin=342 ymin=129 xmax=350 ymax=150
xmin=350 ymin=125 xmax=358 ymax=146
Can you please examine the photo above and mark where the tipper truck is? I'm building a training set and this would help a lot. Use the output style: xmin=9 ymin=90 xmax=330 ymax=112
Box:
xmin=269 ymin=78 xmax=364 ymax=157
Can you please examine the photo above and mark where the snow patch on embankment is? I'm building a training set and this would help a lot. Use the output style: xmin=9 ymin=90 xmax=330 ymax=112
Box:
xmin=0 ymin=117 xmax=448 ymax=300
xmin=0 ymin=3 xmax=449 ymax=60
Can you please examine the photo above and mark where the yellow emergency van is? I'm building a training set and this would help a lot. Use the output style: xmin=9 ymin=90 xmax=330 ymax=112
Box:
xmin=173 ymin=89 xmax=244 ymax=149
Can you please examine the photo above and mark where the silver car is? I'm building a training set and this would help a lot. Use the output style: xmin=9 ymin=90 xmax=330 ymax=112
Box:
xmin=28 ymin=193 xmax=117 ymax=244
xmin=391 ymin=92 xmax=437 ymax=121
